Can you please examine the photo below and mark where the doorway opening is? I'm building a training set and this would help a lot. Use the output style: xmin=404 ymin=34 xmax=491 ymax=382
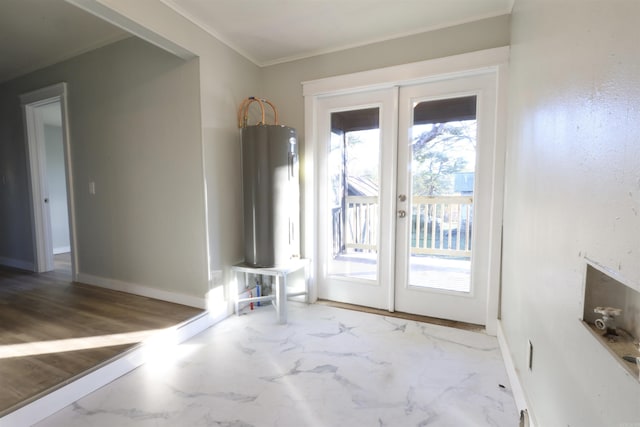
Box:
xmin=21 ymin=83 xmax=76 ymax=277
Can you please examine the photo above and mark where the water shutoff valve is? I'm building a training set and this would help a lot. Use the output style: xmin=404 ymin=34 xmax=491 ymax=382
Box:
xmin=593 ymin=306 xmax=622 ymax=334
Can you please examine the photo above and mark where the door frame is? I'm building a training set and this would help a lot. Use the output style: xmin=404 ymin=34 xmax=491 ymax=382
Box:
xmin=21 ymin=82 xmax=78 ymax=278
xmin=303 ymin=47 xmax=509 ymax=334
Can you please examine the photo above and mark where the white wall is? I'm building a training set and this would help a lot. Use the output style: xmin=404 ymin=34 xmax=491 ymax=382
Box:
xmin=503 ymin=0 xmax=640 ymax=425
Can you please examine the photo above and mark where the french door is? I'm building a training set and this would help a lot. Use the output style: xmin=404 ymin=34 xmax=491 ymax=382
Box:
xmin=394 ymin=74 xmax=497 ymax=324
xmin=316 ymin=72 xmax=500 ymax=326
xmin=316 ymin=88 xmax=397 ymax=309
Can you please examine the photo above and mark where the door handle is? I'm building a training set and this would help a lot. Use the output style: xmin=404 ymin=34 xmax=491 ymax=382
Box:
xmin=397 ymin=210 xmax=406 ymax=218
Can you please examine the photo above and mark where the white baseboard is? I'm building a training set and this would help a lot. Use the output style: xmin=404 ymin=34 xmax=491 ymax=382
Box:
xmin=77 ymin=272 xmax=206 ymax=309
xmin=496 ymin=320 xmax=536 ymax=427
xmin=0 ymin=311 xmax=221 ymax=427
xmin=0 ymin=256 xmax=34 ymax=271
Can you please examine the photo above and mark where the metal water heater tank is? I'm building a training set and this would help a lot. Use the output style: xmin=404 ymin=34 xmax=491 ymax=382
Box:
xmin=241 ymin=124 xmax=300 ymax=267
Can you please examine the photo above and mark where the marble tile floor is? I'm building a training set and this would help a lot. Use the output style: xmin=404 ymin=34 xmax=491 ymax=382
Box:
xmin=36 ymin=303 xmax=518 ymax=427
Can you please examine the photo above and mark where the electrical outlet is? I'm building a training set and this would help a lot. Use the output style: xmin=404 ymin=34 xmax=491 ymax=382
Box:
xmin=527 ymin=340 xmax=533 ymax=371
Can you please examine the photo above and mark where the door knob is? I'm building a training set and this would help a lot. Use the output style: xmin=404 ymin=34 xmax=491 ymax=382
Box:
xmin=398 ymin=210 xmax=406 ymax=218
xmin=398 ymin=194 xmax=407 ymax=202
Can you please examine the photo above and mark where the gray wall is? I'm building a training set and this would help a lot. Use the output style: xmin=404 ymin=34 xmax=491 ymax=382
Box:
xmin=0 ymin=85 xmax=33 ymax=267
xmin=91 ymin=0 xmax=262 ymax=301
xmin=0 ymin=36 xmax=209 ymax=298
xmin=503 ymin=0 xmax=640 ymax=425
xmin=44 ymin=123 xmax=70 ymax=252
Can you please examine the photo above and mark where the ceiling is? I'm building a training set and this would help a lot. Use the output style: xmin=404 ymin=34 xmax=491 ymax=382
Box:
xmin=0 ymin=0 xmax=513 ymax=83
xmin=0 ymin=0 xmax=127 ymax=83
xmin=161 ymin=0 xmax=513 ymax=66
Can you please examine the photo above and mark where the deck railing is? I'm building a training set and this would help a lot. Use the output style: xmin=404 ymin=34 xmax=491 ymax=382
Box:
xmin=344 ymin=195 xmax=473 ymax=257
xmin=345 ymin=196 xmax=379 ymax=251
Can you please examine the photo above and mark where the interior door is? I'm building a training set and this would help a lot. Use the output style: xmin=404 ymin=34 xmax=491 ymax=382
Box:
xmin=22 ymin=83 xmax=75 ymax=275
xmin=394 ymin=74 xmax=498 ymax=325
xmin=316 ymin=88 xmax=397 ymax=309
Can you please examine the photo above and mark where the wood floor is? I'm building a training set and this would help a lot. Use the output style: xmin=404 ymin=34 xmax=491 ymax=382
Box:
xmin=0 ymin=255 xmax=204 ymax=416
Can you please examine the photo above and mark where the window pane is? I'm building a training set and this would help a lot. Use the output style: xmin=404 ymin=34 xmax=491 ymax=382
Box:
xmin=408 ymin=96 xmax=476 ymax=292
xmin=328 ymin=108 xmax=380 ymax=281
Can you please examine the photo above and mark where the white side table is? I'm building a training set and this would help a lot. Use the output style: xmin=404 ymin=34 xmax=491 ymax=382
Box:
xmin=232 ymin=259 xmax=309 ymax=324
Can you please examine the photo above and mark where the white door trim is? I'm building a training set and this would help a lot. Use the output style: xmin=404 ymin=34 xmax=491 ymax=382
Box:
xmin=21 ymin=83 xmax=78 ymax=279
xmin=303 ymin=47 xmax=509 ymax=97
xmin=303 ymin=47 xmax=509 ymax=333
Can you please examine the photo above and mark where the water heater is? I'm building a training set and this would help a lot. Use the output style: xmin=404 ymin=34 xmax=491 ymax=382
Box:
xmin=241 ymin=124 xmax=300 ymax=267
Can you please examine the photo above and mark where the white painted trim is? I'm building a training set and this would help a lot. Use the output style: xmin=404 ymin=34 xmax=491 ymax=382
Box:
xmin=0 ymin=312 xmax=217 ymax=427
xmin=497 ymin=320 xmax=537 ymax=427
xmin=0 ymin=257 xmax=35 ymax=271
xmin=484 ymin=62 xmax=509 ymax=336
xmin=20 ymin=83 xmax=66 ymax=105
xmin=77 ymin=273 xmax=206 ymax=309
xmin=67 ymin=0 xmax=196 ymax=60
xmin=58 ymin=84 xmax=79 ymax=281
xmin=387 ymin=86 xmax=399 ymax=313
xmin=303 ymin=95 xmax=318 ymax=303
xmin=303 ymin=46 xmax=509 ymax=97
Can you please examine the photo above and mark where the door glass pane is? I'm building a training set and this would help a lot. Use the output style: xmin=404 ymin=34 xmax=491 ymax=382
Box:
xmin=328 ymin=108 xmax=380 ymax=281
xmin=408 ymin=96 xmax=476 ymax=292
